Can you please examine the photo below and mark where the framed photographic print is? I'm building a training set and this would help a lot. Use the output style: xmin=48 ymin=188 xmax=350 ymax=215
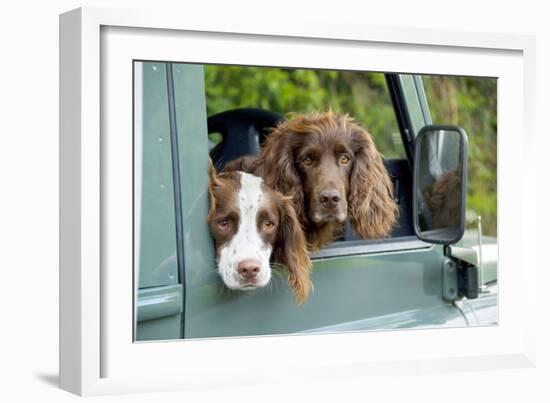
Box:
xmin=59 ymin=6 xmax=537 ymax=396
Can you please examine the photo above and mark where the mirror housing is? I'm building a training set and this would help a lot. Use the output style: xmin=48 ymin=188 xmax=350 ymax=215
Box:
xmin=413 ymin=125 xmax=468 ymax=245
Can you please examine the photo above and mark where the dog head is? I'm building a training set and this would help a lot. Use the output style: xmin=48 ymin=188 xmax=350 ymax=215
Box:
xmin=256 ymin=111 xmax=398 ymax=248
xmin=207 ymin=164 xmax=312 ymax=303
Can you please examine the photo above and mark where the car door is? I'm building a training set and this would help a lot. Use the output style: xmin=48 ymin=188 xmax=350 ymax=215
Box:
xmin=187 ymin=68 xmax=474 ymax=338
xmin=134 ymin=62 xmax=184 ymax=341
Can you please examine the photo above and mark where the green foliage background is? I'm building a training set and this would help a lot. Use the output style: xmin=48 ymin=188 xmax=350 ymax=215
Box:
xmin=204 ymin=66 xmax=497 ymax=236
xmin=422 ymin=76 xmax=497 ymax=236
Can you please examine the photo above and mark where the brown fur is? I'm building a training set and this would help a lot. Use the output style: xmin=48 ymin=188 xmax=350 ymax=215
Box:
xmin=423 ymin=169 xmax=461 ymax=230
xmin=224 ymin=111 xmax=398 ymax=250
xmin=207 ymin=165 xmax=241 ymax=254
xmin=274 ymin=194 xmax=313 ymax=304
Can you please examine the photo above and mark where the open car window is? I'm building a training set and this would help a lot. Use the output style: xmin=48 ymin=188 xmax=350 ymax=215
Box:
xmin=204 ymin=65 xmax=414 ymax=245
xmin=205 ymin=65 xmax=405 ymax=160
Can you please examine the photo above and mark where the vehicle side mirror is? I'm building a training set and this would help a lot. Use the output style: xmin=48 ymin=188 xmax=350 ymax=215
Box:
xmin=413 ymin=125 xmax=468 ymax=245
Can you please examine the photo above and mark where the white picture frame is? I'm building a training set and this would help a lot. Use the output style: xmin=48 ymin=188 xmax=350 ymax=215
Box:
xmin=59 ymin=6 xmax=537 ymax=396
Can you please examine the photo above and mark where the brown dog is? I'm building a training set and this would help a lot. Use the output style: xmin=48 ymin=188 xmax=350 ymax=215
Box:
xmin=225 ymin=111 xmax=398 ymax=250
xmin=423 ymin=168 xmax=462 ymax=230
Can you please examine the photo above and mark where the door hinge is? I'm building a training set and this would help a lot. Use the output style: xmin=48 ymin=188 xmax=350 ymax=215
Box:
xmin=442 ymin=247 xmax=479 ymax=302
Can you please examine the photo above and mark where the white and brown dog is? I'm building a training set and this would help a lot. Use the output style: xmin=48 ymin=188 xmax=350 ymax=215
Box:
xmin=208 ymin=163 xmax=312 ymax=304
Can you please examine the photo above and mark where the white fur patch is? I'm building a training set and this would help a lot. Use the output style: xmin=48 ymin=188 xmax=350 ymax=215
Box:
xmin=217 ymin=172 xmax=272 ymax=290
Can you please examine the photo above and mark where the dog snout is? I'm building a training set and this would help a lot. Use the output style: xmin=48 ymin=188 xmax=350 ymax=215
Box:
xmin=237 ymin=259 xmax=261 ymax=281
xmin=319 ymin=189 xmax=341 ymax=209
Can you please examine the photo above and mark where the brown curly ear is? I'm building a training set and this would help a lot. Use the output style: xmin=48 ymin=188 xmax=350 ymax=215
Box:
xmin=256 ymin=123 xmax=306 ymax=225
xmin=348 ymin=127 xmax=399 ymax=239
xmin=223 ymin=155 xmax=260 ymax=173
xmin=274 ymin=196 xmax=312 ymax=304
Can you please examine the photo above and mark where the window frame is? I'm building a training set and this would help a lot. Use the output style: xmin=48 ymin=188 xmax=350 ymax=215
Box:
xmin=386 ymin=73 xmax=433 ymax=164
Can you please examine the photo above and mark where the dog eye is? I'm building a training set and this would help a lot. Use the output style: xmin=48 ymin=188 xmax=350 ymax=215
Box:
xmin=339 ymin=155 xmax=351 ymax=165
xmin=263 ymin=220 xmax=275 ymax=229
xmin=217 ymin=218 xmax=230 ymax=228
xmin=301 ymin=156 xmax=313 ymax=166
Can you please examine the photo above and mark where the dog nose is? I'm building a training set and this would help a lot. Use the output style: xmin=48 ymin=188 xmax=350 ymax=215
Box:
xmin=319 ymin=190 xmax=341 ymax=209
xmin=237 ymin=259 xmax=261 ymax=280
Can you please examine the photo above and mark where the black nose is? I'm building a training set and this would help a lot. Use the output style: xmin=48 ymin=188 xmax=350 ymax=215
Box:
xmin=319 ymin=190 xmax=341 ymax=209
xmin=237 ymin=259 xmax=261 ymax=280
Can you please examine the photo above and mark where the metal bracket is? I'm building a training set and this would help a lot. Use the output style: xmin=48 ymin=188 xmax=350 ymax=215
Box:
xmin=442 ymin=248 xmax=480 ymax=302
xmin=442 ymin=257 xmax=458 ymax=302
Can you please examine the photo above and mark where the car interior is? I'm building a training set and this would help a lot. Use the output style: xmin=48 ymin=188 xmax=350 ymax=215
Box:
xmin=207 ymin=107 xmax=415 ymax=242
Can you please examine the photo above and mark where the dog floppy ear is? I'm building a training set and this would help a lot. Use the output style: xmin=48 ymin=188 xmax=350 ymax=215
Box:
xmin=207 ymin=158 xmax=221 ymax=216
xmin=274 ymin=196 xmax=312 ymax=304
xmin=348 ymin=127 xmax=399 ymax=239
xmin=208 ymin=157 xmax=218 ymax=183
xmin=256 ymin=123 xmax=306 ymax=226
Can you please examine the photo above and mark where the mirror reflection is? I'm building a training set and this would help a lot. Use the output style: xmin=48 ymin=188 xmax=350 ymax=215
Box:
xmin=415 ymin=128 xmax=467 ymax=243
